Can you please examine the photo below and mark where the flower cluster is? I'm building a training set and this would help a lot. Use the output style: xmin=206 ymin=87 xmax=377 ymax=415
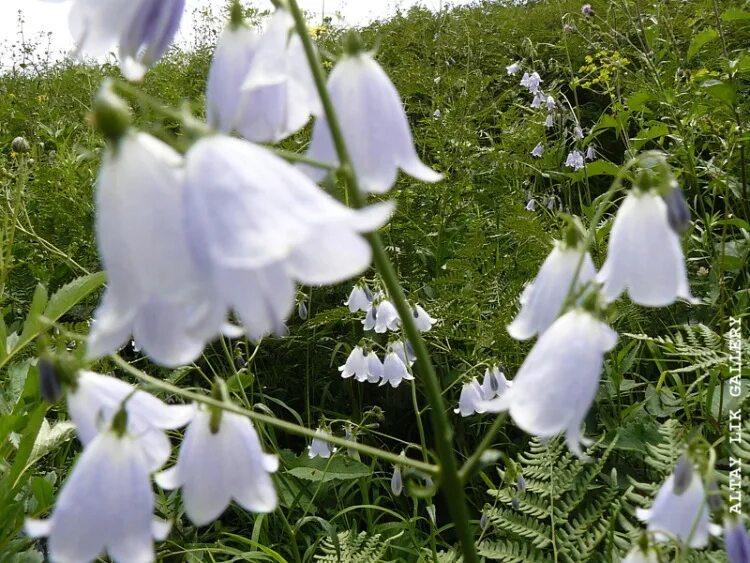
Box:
xmin=454 ymin=366 xmax=511 ymax=417
xmin=25 ymin=371 xmax=277 ymax=561
xmin=339 ymin=283 xmax=435 ymax=388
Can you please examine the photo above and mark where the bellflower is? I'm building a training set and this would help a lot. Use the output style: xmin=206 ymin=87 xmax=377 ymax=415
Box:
xmin=25 ymin=428 xmax=170 ymax=562
xmin=544 ymin=112 xmax=555 ymax=128
xmin=596 ymin=191 xmax=696 ymax=306
xmin=51 ymin=0 xmax=185 ymax=81
xmin=207 ymin=9 xmax=320 ymax=143
xmin=622 ymin=545 xmax=658 ymax=563
xmin=481 ymin=366 xmax=511 ymax=400
xmin=183 ymin=136 xmax=394 ymax=342
xmin=525 ymin=198 xmax=537 ymax=211
xmin=392 ymin=340 xmax=416 ymax=367
xmin=483 ymin=310 xmax=617 ymax=455
xmin=520 ymin=71 xmax=542 ymax=94
xmin=301 ymin=51 xmax=443 ymax=193
xmin=573 ymin=125 xmax=584 ymax=140
xmin=87 ymin=132 xmax=214 ymax=367
xmin=380 ymin=350 xmax=414 ymax=388
xmin=531 ymin=92 xmax=544 ymax=108
xmin=506 ymin=61 xmax=521 ymax=75
xmin=412 ymin=304 xmax=437 ymax=332
xmin=565 ymin=150 xmax=585 ymax=170
xmin=391 ymin=465 xmax=403 ymax=496
xmin=725 ymin=517 xmax=750 ymax=563
xmin=453 ymin=379 xmax=486 ymax=417
xmin=636 ymin=463 xmax=713 ymax=547
xmin=507 ymin=241 xmax=597 ymax=340
xmin=155 ymin=407 xmax=278 ymax=526
xmin=545 ymin=95 xmax=556 ymax=110
xmin=339 ymin=346 xmax=381 ymax=383
xmin=531 ymin=143 xmax=544 ymax=158
xmin=345 ymin=284 xmax=372 ymax=312
xmin=308 ymin=429 xmax=336 ymax=458
xmin=67 ymin=370 xmax=194 ymax=471
xmin=372 ymin=300 xmax=401 ymax=333
xmin=585 ymin=145 xmax=596 ymax=161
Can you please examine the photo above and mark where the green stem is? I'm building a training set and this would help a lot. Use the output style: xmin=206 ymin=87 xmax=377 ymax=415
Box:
xmin=283 ymin=3 xmax=477 ymax=560
xmin=111 ymin=354 xmax=438 ymax=475
xmin=458 ymin=414 xmax=507 ymax=483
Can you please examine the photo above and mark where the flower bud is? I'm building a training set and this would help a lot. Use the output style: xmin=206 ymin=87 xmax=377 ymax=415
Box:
xmin=511 ymin=497 xmax=520 ymax=510
xmin=38 ymin=359 xmax=62 ymax=403
xmin=391 ymin=465 xmax=403 ymax=496
xmin=298 ymin=301 xmax=308 ymax=320
xmin=517 ymin=474 xmax=527 ymax=493
xmin=662 ymin=185 xmax=690 ymax=234
xmin=672 ymin=454 xmax=693 ymax=495
xmin=342 ymin=30 xmax=366 ymax=56
xmin=12 ymin=136 xmax=30 ymax=153
xmin=480 ymin=511 xmax=490 ymax=530
xmin=93 ymin=80 xmax=132 ymax=143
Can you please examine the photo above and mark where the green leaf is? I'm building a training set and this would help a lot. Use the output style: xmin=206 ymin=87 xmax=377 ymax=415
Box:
xmin=28 ymin=419 xmax=76 ymax=467
xmin=564 ymin=160 xmax=621 ymax=182
xmin=626 ymin=90 xmax=652 ymax=112
xmin=722 ymin=8 xmax=750 ymax=21
xmin=0 ymin=404 xmax=46 ymax=500
xmin=16 ymin=285 xmax=48 ymax=352
xmin=632 ymin=123 xmax=670 ymax=150
xmin=286 ymin=456 xmax=371 ymax=483
xmin=687 ymin=28 xmax=718 ymax=60
xmin=701 ymin=78 xmax=737 ymax=105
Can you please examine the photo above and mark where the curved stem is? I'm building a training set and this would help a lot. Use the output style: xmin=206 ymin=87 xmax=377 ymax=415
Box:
xmin=111 ymin=354 xmax=438 ymax=475
xmin=283 ymin=3 xmax=478 ymax=560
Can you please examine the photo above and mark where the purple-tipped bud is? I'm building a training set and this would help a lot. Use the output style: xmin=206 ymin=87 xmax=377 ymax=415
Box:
xmin=517 ymin=474 xmax=527 ymax=493
xmin=672 ymin=454 xmax=693 ymax=495
xmin=663 ymin=185 xmax=691 ymax=234
xmin=298 ymin=301 xmax=308 ymax=320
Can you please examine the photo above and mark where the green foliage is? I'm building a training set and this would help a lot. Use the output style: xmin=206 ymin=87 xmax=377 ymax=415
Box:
xmin=314 ymin=530 xmax=390 ymax=563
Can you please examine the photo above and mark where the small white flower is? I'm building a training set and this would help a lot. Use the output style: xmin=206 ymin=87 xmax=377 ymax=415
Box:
xmin=391 ymin=465 xmax=403 ymax=496
xmin=585 ymin=145 xmax=596 ymax=161
xmin=453 ymin=378 xmax=486 ymax=417
xmin=544 ymin=112 xmax=555 ymax=128
xmin=25 ymin=429 xmax=170 ymax=562
xmin=525 ymin=198 xmax=537 ymax=211
xmin=483 ymin=310 xmax=617 ymax=455
xmin=67 ymin=371 xmax=194 ymax=471
xmin=622 ymin=545 xmax=658 ymax=563
xmin=636 ymin=463 xmax=714 ymax=547
xmin=507 ymin=241 xmax=597 ymax=340
xmin=530 ymin=92 xmax=544 ymax=108
xmin=302 ymin=51 xmax=443 ymax=193
xmin=374 ymin=300 xmax=401 ymax=333
xmin=520 ymin=71 xmax=542 ymax=94
xmin=392 ymin=340 xmax=416 ymax=366
xmin=362 ymin=303 xmax=378 ymax=331
xmin=87 ymin=132 xmax=214 ymax=367
xmin=51 ymin=0 xmax=185 ymax=80
xmin=184 ymin=136 xmax=394 ymax=342
xmin=338 ymin=346 xmax=368 ymax=381
xmin=365 ymin=351 xmax=384 ymax=383
xmin=345 ymin=284 xmax=372 ymax=312
xmin=596 ymin=191 xmax=696 ymax=306
xmin=426 ymin=504 xmax=437 ymax=524
xmin=433 ymin=108 xmax=442 ymax=119
xmin=545 ymin=95 xmax=556 ymax=110
xmin=531 ymin=143 xmax=544 ymax=158
xmin=380 ymin=351 xmax=414 ymax=388
xmin=480 ymin=366 xmax=511 ymax=400
xmin=412 ymin=304 xmax=437 ymax=332
xmin=506 ymin=61 xmax=521 ymax=75
xmin=155 ymin=407 xmax=278 ymax=526
xmin=573 ymin=125 xmax=584 ymax=140
xmin=308 ymin=429 xmax=336 ymax=458
xmin=565 ymin=150 xmax=585 ymax=170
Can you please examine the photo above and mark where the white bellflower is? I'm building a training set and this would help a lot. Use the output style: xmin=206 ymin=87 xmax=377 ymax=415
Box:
xmin=380 ymin=351 xmax=414 ymax=388
xmin=453 ymin=379 xmax=486 ymax=417
xmin=308 ymin=429 xmax=336 ymax=458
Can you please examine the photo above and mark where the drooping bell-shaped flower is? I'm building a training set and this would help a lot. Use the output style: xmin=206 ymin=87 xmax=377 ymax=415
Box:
xmin=520 ymin=71 xmax=542 ymax=94
xmin=544 ymin=112 xmax=555 ymax=128
xmin=525 ymin=198 xmax=537 ymax=211
xmin=380 ymin=351 xmax=414 ymax=388
xmin=362 ymin=303 xmax=378 ymax=331
xmin=506 ymin=61 xmax=521 ymax=75
xmin=67 ymin=371 xmax=194 ymax=472
xmin=585 ymin=145 xmax=596 ymax=161
xmin=87 ymin=131 xmax=215 ymax=367
xmin=545 ymin=95 xmax=556 ymax=110
xmin=507 ymin=241 xmax=597 ymax=340
xmin=373 ymin=300 xmax=401 ymax=333
xmin=483 ymin=309 xmax=617 ymax=455
xmin=308 ymin=429 xmax=336 ymax=458
xmin=338 ymin=344 xmax=383 ymax=383
xmin=573 ymin=125 xmax=584 ymax=140
xmin=206 ymin=9 xmax=320 ymax=143
xmin=531 ymin=143 xmax=544 ymax=158
xmin=481 ymin=366 xmax=511 ymax=400
xmin=596 ymin=191 xmax=696 ymax=306
xmin=183 ymin=136 xmax=394 ymax=342
xmin=412 ymin=304 xmax=437 ymax=332
xmin=392 ymin=340 xmax=416 ymax=367
xmin=345 ymin=284 xmax=372 ymax=312
xmin=565 ymin=149 xmax=585 ymax=170
xmin=531 ymin=92 xmax=544 ymax=108
xmin=391 ymin=465 xmax=403 ymax=496
xmin=155 ymin=407 xmax=278 ymax=526
xmin=53 ymin=0 xmax=185 ymax=81
xmin=725 ymin=517 xmax=750 ymax=563
xmin=25 ymin=428 xmax=170 ymax=562
xmin=453 ymin=379 xmax=486 ymax=417
xmin=636 ymin=462 xmax=713 ymax=547
xmin=301 ymin=50 xmax=443 ymax=193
